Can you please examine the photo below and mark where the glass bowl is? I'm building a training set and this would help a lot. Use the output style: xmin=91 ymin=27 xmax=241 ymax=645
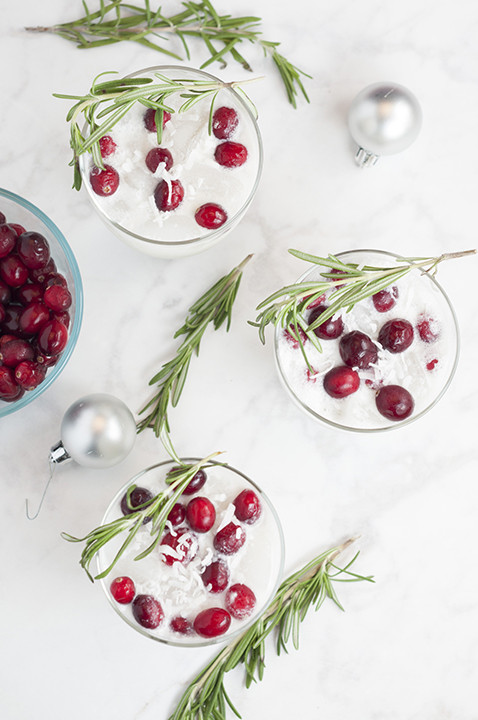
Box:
xmin=0 ymin=188 xmax=83 ymax=417
xmin=274 ymin=248 xmax=460 ymax=432
xmin=79 ymin=65 xmax=263 ymax=259
xmin=96 ymin=458 xmax=284 ymax=647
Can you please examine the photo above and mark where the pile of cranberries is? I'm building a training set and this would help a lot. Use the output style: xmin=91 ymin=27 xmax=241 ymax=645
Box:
xmin=89 ymin=104 xmax=249 ymax=232
xmin=110 ymin=468 xmax=262 ymax=640
xmin=285 ymin=282 xmax=442 ymax=422
xmin=0 ymin=212 xmax=72 ymax=403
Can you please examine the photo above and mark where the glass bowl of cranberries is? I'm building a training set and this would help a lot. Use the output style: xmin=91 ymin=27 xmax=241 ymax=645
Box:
xmin=96 ymin=458 xmax=284 ymax=647
xmin=274 ymin=249 xmax=459 ymax=432
xmin=79 ymin=65 xmax=263 ymax=259
xmin=0 ymin=188 xmax=83 ymax=416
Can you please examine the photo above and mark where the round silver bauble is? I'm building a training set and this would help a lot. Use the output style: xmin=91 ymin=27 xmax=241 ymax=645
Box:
xmin=348 ymin=82 xmax=422 ymax=167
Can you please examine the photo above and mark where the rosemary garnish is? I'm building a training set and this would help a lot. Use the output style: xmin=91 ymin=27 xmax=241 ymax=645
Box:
xmin=28 ymin=0 xmax=310 ymax=108
xmin=169 ymin=538 xmax=373 ymax=720
xmin=137 ymin=255 xmax=252 ymax=459
xmin=62 ymin=453 xmax=221 ymax=581
xmin=54 ymin=70 xmax=258 ymax=190
xmin=251 ymin=248 xmax=476 ymax=369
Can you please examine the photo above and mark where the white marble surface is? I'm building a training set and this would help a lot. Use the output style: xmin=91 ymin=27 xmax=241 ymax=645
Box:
xmin=1 ymin=1 xmax=477 ymax=718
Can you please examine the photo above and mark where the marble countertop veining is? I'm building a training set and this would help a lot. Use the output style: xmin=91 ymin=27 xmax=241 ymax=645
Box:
xmin=1 ymin=1 xmax=477 ymax=718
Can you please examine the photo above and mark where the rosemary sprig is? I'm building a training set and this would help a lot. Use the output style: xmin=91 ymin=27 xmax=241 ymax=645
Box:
xmin=169 ymin=538 xmax=373 ymax=720
xmin=27 ymin=0 xmax=310 ymax=108
xmin=251 ymin=248 xmax=476 ymax=369
xmin=61 ymin=453 xmax=221 ymax=581
xmin=137 ymin=255 xmax=252 ymax=459
xmin=54 ymin=70 xmax=259 ymax=190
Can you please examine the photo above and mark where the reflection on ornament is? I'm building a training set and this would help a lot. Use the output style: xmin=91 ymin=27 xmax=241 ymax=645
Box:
xmin=348 ymin=82 xmax=422 ymax=167
xmin=26 ymin=394 xmax=137 ymax=519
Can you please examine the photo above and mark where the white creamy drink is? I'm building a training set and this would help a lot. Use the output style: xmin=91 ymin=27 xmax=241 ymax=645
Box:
xmin=275 ymin=250 xmax=459 ymax=431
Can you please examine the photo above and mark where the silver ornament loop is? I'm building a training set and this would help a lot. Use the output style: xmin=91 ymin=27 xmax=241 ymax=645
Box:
xmin=348 ymin=82 xmax=422 ymax=167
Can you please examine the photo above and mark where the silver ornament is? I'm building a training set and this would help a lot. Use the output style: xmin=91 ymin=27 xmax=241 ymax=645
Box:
xmin=348 ymin=82 xmax=422 ymax=167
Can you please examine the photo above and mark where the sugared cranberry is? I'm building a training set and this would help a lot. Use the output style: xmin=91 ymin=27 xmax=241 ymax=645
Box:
xmin=0 ymin=338 xmax=34 ymax=367
xmin=194 ymin=203 xmax=228 ymax=230
xmin=160 ymin=529 xmax=198 ymax=566
xmin=193 ymin=607 xmax=231 ymax=638
xmin=154 ymin=179 xmax=184 ymax=212
xmin=144 ymin=108 xmax=172 ymax=133
xmin=15 ymin=361 xmax=46 ymax=390
xmin=37 ymin=318 xmax=68 ymax=355
xmin=186 ymin=496 xmax=216 ymax=533
xmin=212 ymin=106 xmax=239 ymax=139
xmin=308 ymin=305 xmax=344 ymax=340
xmin=323 ymin=365 xmax=360 ymax=398
xmin=90 ymin=165 xmax=120 ymax=196
xmin=214 ymin=522 xmax=246 ymax=555
xmin=0 ymin=366 xmax=21 ymax=400
xmin=132 ymin=594 xmax=164 ymax=629
xmin=233 ymin=489 xmax=262 ymax=524
xmin=43 ymin=284 xmax=72 ymax=312
xmin=99 ymin=135 xmax=117 ymax=158
xmin=214 ymin=142 xmax=248 ymax=168
xmin=19 ymin=302 xmax=51 ymax=335
xmin=372 ymin=286 xmax=399 ymax=313
xmin=339 ymin=331 xmax=378 ymax=369
xmin=120 ymin=486 xmax=154 ymax=520
xmin=170 ymin=616 xmax=194 ymax=635
xmin=201 ymin=559 xmax=230 ymax=593
xmin=14 ymin=282 xmax=43 ymax=305
xmin=167 ymin=502 xmax=186 ymax=526
xmin=283 ymin=324 xmax=308 ymax=348
xmin=417 ymin=315 xmax=440 ymax=343
xmin=110 ymin=576 xmax=136 ymax=604
xmin=225 ymin=583 xmax=256 ymax=619
xmin=16 ymin=232 xmax=51 ymax=269
xmin=0 ymin=225 xmax=16 ymax=258
xmin=0 ymin=255 xmax=29 ymax=288
xmin=145 ymin=147 xmax=173 ymax=173
xmin=375 ymin=385 xmax=414 ymax=421
xmin=378 ymin=319 xmax=414 ymax=353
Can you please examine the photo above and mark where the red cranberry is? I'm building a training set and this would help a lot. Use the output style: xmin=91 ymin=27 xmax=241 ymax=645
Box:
xmin=144 ymin=108 xmax=172 ymax=132
xmin=339 ymin=331 xmax=378 ymax=369
xmin=17 ymin=232 xmax=51 ymax=269
xmin=120 ymin=486 xmax=154 ymax=520
xmin=0 ymin=305 xmax=5 ymax=324
xmin=372 ymin=286 xmax=399 ymax=312
xmin=99 ymin=135 xmax=117 ymax=158
xmin=43 ymin=284 xmax=72 ymax=312
xmin=30 ymin=257 xmax=57 ymax=284
xmin=378 ymin=319 xmax=414 ymax=353
xmin=1 ymin=306 xmax=22 ymax=334
xmin=0 ymin=366 xmax=21 ymax=400
xmin=212 ymin=106 xmax=239 ymax=139
xmin=201 ymin=559 xmax=230 ymax=593
xmin=417 ymin=315 xmax=440 ymax=343
xmin=145 ymin=147 xmax=173 ymax=173
xmin=225 ymin=583 xmax=256 ymax=619
xmin=53 ymin=311 xmax=70 ymax=330
xmin=0 ymin=279 xmax=11 ymax=305
xmin=45 ymin=273 xmax=68 ymax=289
xmin=193 ymin=607 xmax=231 ymax=638
xmin=214 ymin=522 xmax=246 ymax=555
xmin=110 ymin=576 xmax=136 ymax=604
xmin=37 ymin=318 xmax=68 ymax=355
xmin=132 ymin=594 xmax=164 ymax=629
xmin=0 ymin=338 xmax=34 ymax=367
xmin=0 ymin=255 xmax=29 ymax=287
xmin=160 ymin=529 xmax=198 ymax=566
xmin=170 ymin=616 xmax=194 ymax=635
xmin=233 ymin=489 xmax=262 ymax=524
xmin=19 ymin=302 xmax=51 ymax=335
xmin=90 ymin=165 xmax=120 ymax=196
xmin=170 ymin=468 xmax=207 ymax=496
xmin=167 ymin=502 xmax=186 ymax=526
xmin=35 ymin=351 xmax=60 ymax=368
xmin=0 ymin=212 xmax=5 ymax=224
xmin=308 ymin=305 xmax=344 ymax=340
xmin=15 ymin=361 xmax=46 ymax=390
xmin=14 ymin=282 xmax=43 ymax=305
xmin=154 ymin=180 xmax=184 ymax=212
xmin=376 ymin=384 xmax=414 ymax=421
xmin=214 ymin=142 xmax=248 ymax=168
xmin=194 ymin=203 xmax=228 ymax=230
xmin=283 ymin=324 xmax=307 ymax=348
xmin=10 ymin=224 xmax=26 ymax=236
xmin=186 ymin=496 xmax=216 ymax=533
xmin=0 ymin=224 xmax=16 ymax=258
xmin=323 ymin=365 xmax=360 ymax=398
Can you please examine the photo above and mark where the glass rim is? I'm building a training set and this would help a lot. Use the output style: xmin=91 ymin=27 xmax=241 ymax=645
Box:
xmin=96 ymin=457 xmax=285 ymax=648
xmin=0 ymin=187 xmax=84 ymax=417
xmin=274 ymin=247 xmax=460 ymax=433
xmin=79 ymin=64 xmax=263 ymax=249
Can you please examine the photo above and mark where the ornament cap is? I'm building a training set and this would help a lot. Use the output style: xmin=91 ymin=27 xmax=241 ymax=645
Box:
xmin=354 ymin=147 xmax=379 ymax=168
xmin=49 ymin=440 xmax=71 ymax=465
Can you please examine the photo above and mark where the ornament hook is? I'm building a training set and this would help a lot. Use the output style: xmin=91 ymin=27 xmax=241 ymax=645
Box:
xmin=25 ymin=461 xmax=57 ymax=520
